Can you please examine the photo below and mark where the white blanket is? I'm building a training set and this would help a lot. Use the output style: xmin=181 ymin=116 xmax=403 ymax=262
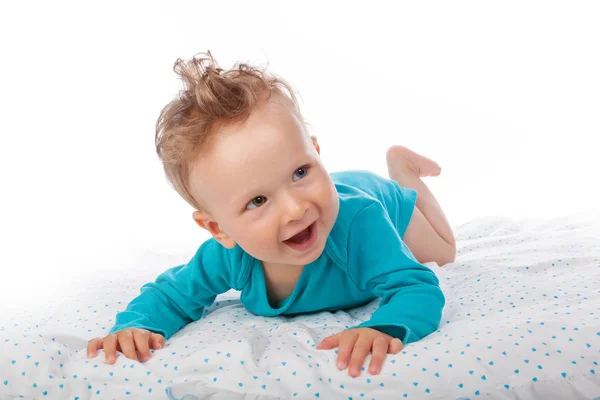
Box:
xmin=1 ymin=216 xmax=599 ymax=400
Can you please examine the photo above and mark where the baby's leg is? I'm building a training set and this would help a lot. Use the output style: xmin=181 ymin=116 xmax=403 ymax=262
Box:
xmin=386 ymin=146 xmax=456 ymax=266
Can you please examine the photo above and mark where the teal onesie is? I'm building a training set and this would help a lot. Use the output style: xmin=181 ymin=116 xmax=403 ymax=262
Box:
xmin=109 ymin=170 xmax=445 ymax=345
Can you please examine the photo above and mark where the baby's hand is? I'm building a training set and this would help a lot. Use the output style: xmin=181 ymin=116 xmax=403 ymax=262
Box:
xmin=316 ymin=327 xmax=403 ymax=377
xmin=87 ymin=328 xmax=165 ymax=365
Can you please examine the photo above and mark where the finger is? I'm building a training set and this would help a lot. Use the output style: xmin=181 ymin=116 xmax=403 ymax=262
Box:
xmin=317 ymin=333 xmax=340 ymax=350
xmin=117 ymin=330 xmax=139 ymax=362
xmin=368 ymin=336 xmax=388 ymax=375
xmin=133 ymin=330 xmax=152 ymax=362
xmin=87 ymin=338 xmax=102 ymax=358
xmin=336 ymin=331 xmax=359 ymax=371
xmin=103 ymin=334 xmax=119 ymax=364
xmin=388 ymin=338 xmax=404 ymax=354
xmin=150 ymin=333 xmax=165 ymax=350
xmin=348 ymin=336 xmax=372 ymax=377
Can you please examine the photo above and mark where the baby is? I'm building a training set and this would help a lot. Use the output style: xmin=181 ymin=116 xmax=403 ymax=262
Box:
xmin=87 ymin=51 xmax=456 ymax=378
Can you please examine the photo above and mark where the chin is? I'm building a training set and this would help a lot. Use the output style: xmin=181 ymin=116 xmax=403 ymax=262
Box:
xmin=305 ymin=247 xmax=325 ymax=264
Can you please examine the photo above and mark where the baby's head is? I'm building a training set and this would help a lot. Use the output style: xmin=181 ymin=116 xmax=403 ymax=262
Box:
xmin=155 ymin=51 xmax=340 ymax=266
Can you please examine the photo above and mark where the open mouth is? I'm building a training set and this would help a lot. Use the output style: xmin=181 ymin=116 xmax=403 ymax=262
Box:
xmin=283 ymin=222 xmax=317 ymax=252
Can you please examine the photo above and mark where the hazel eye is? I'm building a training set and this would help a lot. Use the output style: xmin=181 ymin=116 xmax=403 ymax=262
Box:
xmin=293 ymin=166 xmax=309 ymax=181
xmin=246 ymin=196 xmax=267 ymax=210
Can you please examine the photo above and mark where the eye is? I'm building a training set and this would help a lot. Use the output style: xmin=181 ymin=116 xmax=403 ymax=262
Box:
xmin=293 ymin=165 xmax=309 ymax=181
xmin=246 ymin=195 xmax=267 ymax=210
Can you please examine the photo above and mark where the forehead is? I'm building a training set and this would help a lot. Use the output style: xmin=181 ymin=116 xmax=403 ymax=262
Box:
xmin=189 ymin=98 xmax=313 ymax=205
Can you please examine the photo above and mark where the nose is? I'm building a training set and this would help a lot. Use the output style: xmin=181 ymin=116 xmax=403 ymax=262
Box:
xmin=280 ymin=191 xmax=307 ymax=224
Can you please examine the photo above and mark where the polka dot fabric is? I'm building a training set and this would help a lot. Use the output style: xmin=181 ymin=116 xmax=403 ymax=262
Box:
xmin=2 ymin=216 xmax=599 ymax=399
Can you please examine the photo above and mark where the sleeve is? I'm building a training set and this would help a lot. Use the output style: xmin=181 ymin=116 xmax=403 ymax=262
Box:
xmin=346 ymin=202 xmax=445 ymax=345
xmin=108 ymin=239 xmax=234 ymax=340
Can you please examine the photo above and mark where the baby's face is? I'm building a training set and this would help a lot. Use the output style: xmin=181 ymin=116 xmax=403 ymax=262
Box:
xmin=189 ymin=97 xmax=339 ymax=266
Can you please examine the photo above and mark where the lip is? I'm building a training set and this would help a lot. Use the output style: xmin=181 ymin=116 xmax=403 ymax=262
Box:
xmin=283 ymin=221 xmax=318 ymax=253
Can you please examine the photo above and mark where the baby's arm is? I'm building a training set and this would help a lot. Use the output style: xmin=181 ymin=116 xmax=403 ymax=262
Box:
xmin=348 ymin=202 xmax=444 ymax=343
xmin=89 ymin=240 xmax=234 ymax=363
xmin=318 ymin=202 xmax=444 ymax=376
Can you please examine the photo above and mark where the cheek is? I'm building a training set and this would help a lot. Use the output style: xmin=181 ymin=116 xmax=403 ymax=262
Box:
xmin=319 ymin=181 xmax=339 ymax=223
xmin=315 ymin=178 xmax=337 ymax=205
xmin=236 ymin=216 xmax=278 ymax=246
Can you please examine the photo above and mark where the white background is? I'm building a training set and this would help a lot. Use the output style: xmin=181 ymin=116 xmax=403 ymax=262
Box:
xmin=1 ymin=1 xmax=599 ymax=313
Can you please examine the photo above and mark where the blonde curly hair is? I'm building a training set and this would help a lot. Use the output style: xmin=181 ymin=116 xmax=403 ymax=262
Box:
xmin=155 ymin=50 xmax=312 ymax=211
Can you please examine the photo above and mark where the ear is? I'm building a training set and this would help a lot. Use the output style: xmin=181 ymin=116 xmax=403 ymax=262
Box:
xmin=311 ymin=135 xmax=320 ymax=155
xmin=192 ymin=210 xmax=237 ymax=249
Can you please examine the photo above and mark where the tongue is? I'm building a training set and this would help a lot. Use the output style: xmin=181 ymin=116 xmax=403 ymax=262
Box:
xmin=286 ymin=226 xmax=310 ymax=244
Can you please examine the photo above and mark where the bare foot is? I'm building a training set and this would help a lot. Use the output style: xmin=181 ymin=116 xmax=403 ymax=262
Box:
xmin=386 ymin=145 xmax=441 ymax=179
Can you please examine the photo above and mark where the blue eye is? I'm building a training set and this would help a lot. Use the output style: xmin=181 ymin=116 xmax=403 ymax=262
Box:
xmin=293 ymin=166 xmax=309 ymax=181
xmin=246 ymin=196 xmax=267 ymax=210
